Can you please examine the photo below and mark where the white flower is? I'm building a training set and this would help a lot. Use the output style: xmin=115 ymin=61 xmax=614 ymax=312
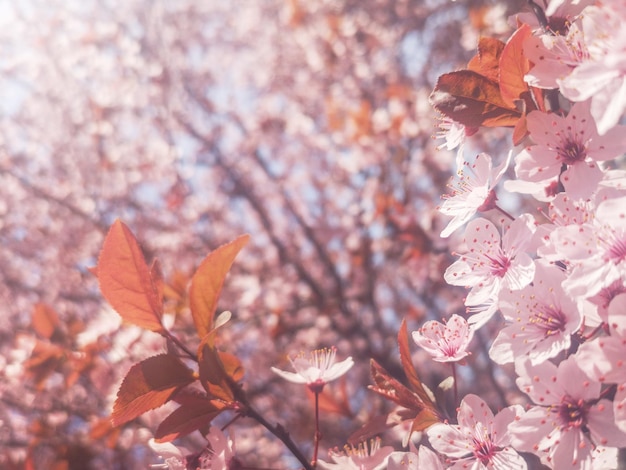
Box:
xmin=149 ymin=439 xmax=187 ymax=470
xmin=439 ymin=152 xmax=511 ymax=238
xmin=271 ymin=347 xmax=354 ymax=392
xmin=318 ymin=438 xmax=394 ymax=470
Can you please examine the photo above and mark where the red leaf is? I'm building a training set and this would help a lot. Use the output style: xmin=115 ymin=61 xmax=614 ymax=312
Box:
xmin=499 ymin=24 xmax=532 ymax=107
xmin=31 ymin=303 xmax=61 ymax=340
xmin=398 ymin=319 xmax=437 ymax=408
xmin=198 ymin=335 xmax=239 ymax=403
xmin=111 ymin=354 xmax=196 ymax=427
xmin=512 ymin=113 xmax=528 ymax=146
xmin=189 ymin=235 xmax=250 ymax=338
xmin=348 ymin=412 xmax=405 ymax=445
xmin=98 ymin=220 xmax=164 ymax=332
xmin=97 ymin=220 xmax=163 ymax=332
xmin=369 ymin=358 xmax=441 ymax=434
xmin=24 ymin=340 xmax=65 ymax=389
xmin=370 ymin=360 xmax=424 ymax=411
xmin=467 ymin=36 xmax=505 ymax=84
xmin=155 ymin=391 xmax=226 ymax=442
xmin=430 ymin=70 xmax=520 ymax=129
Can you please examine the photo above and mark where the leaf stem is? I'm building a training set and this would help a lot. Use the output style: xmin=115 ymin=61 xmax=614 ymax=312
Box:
xmin=162 ymin=330 xmax=197 ymax=360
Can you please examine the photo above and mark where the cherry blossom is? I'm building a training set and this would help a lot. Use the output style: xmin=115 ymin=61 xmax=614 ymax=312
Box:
xmin=510 ymin=356 xmax=626 ymax=469
xmin=387 ymin=445 xmax=444 ymax=470
xmin=489 ymin=262 xmax=582 ymax=365
xmin=444 ymin=215 xmax=536 ymax=323
xmin=515 ymin=0 xmax=592 ymax=33
xmin=534 ymin=193 xmax=594 ymax=261
xmin=439 ymin=152 xmax=511 ymax=238
xmin=149 ymin=439 xmax=187 ymax=470
xmin=553 ymin=195 xmax=626 ymax=298
xmin=317 ymin=438 xmax=394 ymax=470
xmin=271 ymin=347 xmax=354 ymax=392
xmin=427 ymin=394 xmax=526 ymax=470
xmin=412 ymin=314 xmax=473 ymax=363
xmin=523 ymin=20 xmax=588 ymax=91
xmin=577 ymin=293 xmax=626 ymax=433
xmin=558 ymin=4 xmax=626 ymax=134
xmin=512 ymin=102 xmax=626 ymax=199
xmin=524 ymin=3 xmax=626 ymax=135
xmin=203 ymin=427 xmax=237 ymax=470
xmin=148 ymin=429 xmax=237 ymax=470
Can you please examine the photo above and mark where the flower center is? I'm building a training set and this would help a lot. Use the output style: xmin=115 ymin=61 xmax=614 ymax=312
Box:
xmin=556 ymin=396 xmax=589 ymax=431
xmin=472 ymin=436 xmax=496 ymax=465
xmin=530 ymin=305 xmax=567 ymax=337
xmin=556 ymin=139 xmax=587 ymax=165
xmin=485 ymin=253 xmax=511 ymax=278
xmin=608 ymin=237 xmax=626 ymax=264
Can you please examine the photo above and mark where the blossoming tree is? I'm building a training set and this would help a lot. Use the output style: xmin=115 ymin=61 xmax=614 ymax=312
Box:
xmin=2 ymin=0 xmax=626 ymax=469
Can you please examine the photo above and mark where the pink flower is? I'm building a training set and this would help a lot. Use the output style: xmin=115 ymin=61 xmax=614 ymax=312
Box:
xmin=412 ymin=314 xmax=473 ymax=363
xmin=387 ymin=445 xmax=445 ymax=470
xmin=552 ymin=195 xmax=626 ymax=299
xmin=318 ymin=438 xmax=394 ymax=470
xmin=271 ymin=347 xmax=354 ymax=392
xmin=149 ymin=439 xmax=187 ymax=470
xmin=439 ymin=152 xmax=510 ymax=238
xmin=427 ymin=394 xmax=527 ymax=470
xmin=559 ymin=5 xmax=626 ymax=134
xmin=534 ymin=193 xmax=594 ymax=261
xmin=203 ymin=427 xmax=237 ymax=470
xmin=577 ymin=293 xmax=626 ymax=433
xmin=444 ymin=215 xmax=536 ymax=317
xmin=489 ymin=262 xmax=582 ymax=365
xmin=149 ymin=428 xmax=238 ymax=470
xmin=524 ymin=4 xmax=626 ymax=135
xmin=434 ymin=116 xmax=471 ymax=152
xmin=523 ymin=20 xmax=588 ymax=90
xmin=513 ymin=102 xmax=626 ymax=199
xmin=515 ymin=0 xmax=592 ymax=34
xmin=510 ymin=356 xmax=626 ymax=468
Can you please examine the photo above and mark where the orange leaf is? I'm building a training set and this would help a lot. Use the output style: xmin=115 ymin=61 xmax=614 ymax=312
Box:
xmin=189 ymin=234 xmax=249 ymax=338
xmin=24 ymin=340 xmax=65 ymax=389
xmin=155 ymin=391 xmax=226 ymax=442
xmin=512 ymin=113 xmax=528 ymax=146
xmin=370 ymin=360 xmax=424 ymax=411
xmin=467 ymin=36 xmax=505 ymax=84
xmin=197 ymin=336 xmax=238 ymax=403
xmin=218 ymin=350 xmax=245 ymax=383
xmin=499 ymin=24 xmax=532 ymax=107
xmin=31 ymin=303 xmax=61 ymax=340
xmin=98 ymin=220 xmax=164 ymax=332
xmin=430 ymin=70 xmax=520 ymax=129
xmin=111 ymin=354 xmax=195 ymax=427
xmin=398 ymin=319 xmax=437 ymax=408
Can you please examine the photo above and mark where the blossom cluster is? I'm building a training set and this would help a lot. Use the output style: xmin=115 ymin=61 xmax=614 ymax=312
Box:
xmin=147 ymin=1 xmax=626 ymax=469
xmin=427 ymin=1 xmax=626 ymax=468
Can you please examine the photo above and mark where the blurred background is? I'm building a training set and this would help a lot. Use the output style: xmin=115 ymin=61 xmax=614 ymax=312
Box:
xmin=0 ymin=0 xmax=527 ymax=468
